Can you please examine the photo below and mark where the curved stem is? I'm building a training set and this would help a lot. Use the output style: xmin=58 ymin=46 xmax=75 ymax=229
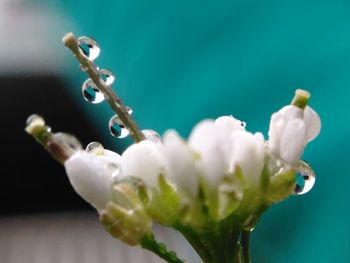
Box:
xmin=62 ymin=32 xmax=145 ymax=143
xmin=241 ymin=231 xmax=251 ymax=263
xmin=140 ymin=233 xmax=186 ymax=263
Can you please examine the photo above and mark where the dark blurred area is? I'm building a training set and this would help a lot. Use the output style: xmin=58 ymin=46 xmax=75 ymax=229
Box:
xmin=1 ymin=75 xmax=95 ymax=215
xmin=0 ymin=1 xmax=97 ymax=216
xmin=0 ymin=4 xmax=178 ymax=262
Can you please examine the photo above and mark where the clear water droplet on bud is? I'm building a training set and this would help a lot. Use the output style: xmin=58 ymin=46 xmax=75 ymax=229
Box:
xmin=82 ymin=79 xmax=105 ymax=104
xmin=77 ymin=36 xmax=100 ymax=61
xmin=99 ymin=69 xmax=115 ymax=85
xmin=49 ymin=133 xmax=82 ymax=161
xmin=293 ymin=160 xmax=316 ymax=195
xmin=86 ymin=141 xmax=104 ymax=155
xmin=142 ymin=129 xmax=161 ymax=143
xmin=105 ymin=163 xmax=121 ymax=179
xmin=109 ymin=115 xmax=129 ymax=138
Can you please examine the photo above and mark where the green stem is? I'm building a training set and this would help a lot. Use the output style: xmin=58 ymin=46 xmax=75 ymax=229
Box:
xmin=241 ymin=231 xmax=251 ymax=263
xmin=62 ymin=32 xmax=145 ymax=143
xmin=175 ymin=218 xmax=241 ymax=263
xmin=233 ymin=242 xmax=244 ymax=263
xmin=140 ymin=233 xmax=185 ymax=263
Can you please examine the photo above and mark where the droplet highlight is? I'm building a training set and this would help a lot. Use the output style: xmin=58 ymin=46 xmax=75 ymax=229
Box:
xmin=82 ymin=79 xmax=105 ymax=104
xmin=105 ymin=163 xmax=121 ymax=179
xmin=99 ymin=69 xmax=115 ymax=85
xmin=142 ymin=129 xmax=161 ymax=143
xmin=125 ymin=106 xmax=133 ymax=115
xmin=86 ymin=141 xmax=104 ymax=155
xmin=293 ymin=160 xmax=316 ymax=195
xmin=77 ymin=36 xmax=100 ymax=61
xmin=109 ymin=115 xmax=130 ymax=138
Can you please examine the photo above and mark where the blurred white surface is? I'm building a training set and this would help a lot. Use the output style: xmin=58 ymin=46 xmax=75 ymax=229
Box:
xmin=0 ymin=1 xmax=69 ymax=75
xmin=0 ymin=211 xmax=199 ymax=263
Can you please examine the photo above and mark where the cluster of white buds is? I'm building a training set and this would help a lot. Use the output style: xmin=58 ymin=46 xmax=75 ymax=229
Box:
xmin=25 ymin=33 xmax=321 ymax=263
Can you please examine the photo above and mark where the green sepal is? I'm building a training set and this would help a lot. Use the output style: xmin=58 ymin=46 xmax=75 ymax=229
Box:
xmin=100 ymin=179 xmax=152 ymax=246
xmin=217 ymin=167 xmax=244 ymax=220
xmin=146 ymin=174 xmax=181 ymax=225
xmin=266 ymin=168 xmax=296 ymax=203
xmin=99 ymin=201 xmax=152 ymax=246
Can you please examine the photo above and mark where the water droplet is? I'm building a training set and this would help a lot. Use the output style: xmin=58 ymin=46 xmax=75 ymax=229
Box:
xmin=125 ymin=106 xmax=133 ymax=115
xmin=86 ymin=141 xmax=104 ymax=155
xmin=293 ymin=160 xmax=316 ymax=195
xmin=48 ymin=133 xmax=82 ymax=161
xmin=51 ymin=133 xmax=82 ymax=151
xmin=99 ymin=69 xmax=115 ymax=85
xmin=142 ymin=129 xmax=161 ymax=143
xmin=242 ymin=214 xmax=259 ymax=231
xmin=82 ymin=79 xmax=105 ymax=104
xmin=109 ymin=115 xmax=129 ymax=138
xmin=77 ymin=36 xmax=100 ymax=61
xmin=105 ymin=163 xmax=121 ymax=179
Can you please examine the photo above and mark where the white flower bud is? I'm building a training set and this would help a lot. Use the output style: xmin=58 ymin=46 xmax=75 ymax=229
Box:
xmin=121 ymin=140 xmax=171 ymax=190
xmin=268 ymin=105 xmax=321 ymax=165
xmin=64 ymin=150 xmax=122 ymax=212
xmin=163 ymin=130 xmax=198 ymax=198
xmin=188 ymin=120 xmax=228 ymax=187
xmin=229 ymin=131 xmax=265 ymax=184
xmin=214 ymin=115 xmax=246 ymax=133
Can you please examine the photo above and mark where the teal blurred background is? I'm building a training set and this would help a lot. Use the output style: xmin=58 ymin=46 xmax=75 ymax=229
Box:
xmin=4 ymin=0 xmax=350 ymax=262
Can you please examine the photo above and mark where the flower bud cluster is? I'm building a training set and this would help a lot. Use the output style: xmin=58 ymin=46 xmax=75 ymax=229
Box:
xmin=60 ymin=90 xmax=320 ymax=245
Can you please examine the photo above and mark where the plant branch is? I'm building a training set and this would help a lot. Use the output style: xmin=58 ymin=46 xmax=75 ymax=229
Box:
xmin=141 ymin=233 xmax=186 ymax=263
xmin=241 ymin=231 xmax=251 ymax=263
xmin=62 ymin=32 xmax=145 ymax=143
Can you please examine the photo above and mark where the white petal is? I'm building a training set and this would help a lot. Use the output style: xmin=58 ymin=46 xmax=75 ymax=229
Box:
xmin=188 ymin=120 xmax=228 ymax=187
xmin=230 ymin=131 xmax=265 ymax=184
xmin=268 ymin=105 xmax=306 ymax=163
xmin=214 ymin=115 xmax=245 ymax=134
xmin=304 ymin=106 xmax=321 ymax=142
xmin=103 ymin=149 xmax=122 ymax=159
xmin=280 ymin=119 xmax=307 ymax=164
xmin=121 ymin=140 xmax=169 ymax=189
xmin=268 ymin=113 xmax=285 ymax=157
xmin=278 ymin=105 xmax=303 ymax=119
xmin=64 ymin=151 xmax=121 ymax=211
xmin=163 ymin=130 xmax=198 ymax=198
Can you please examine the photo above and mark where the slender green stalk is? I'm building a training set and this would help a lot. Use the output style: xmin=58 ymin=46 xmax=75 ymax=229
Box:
xmin=241 ymin=231 xmax=251 ymax=263
xmin=62 ymin=32 xmax=145 ymax=143
xmin=140 ymin=233 xmax=185 ymax=263
xmin=233 ymin=242 xmax=244 ymax=263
